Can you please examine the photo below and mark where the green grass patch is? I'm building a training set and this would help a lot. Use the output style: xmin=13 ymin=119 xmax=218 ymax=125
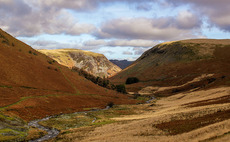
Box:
xmin=136 ymin=96 xmax=150 ymax=102
xmin=0 ymin=113 xmax=28 ymax=142
xmin=91 ymin=119 xmax=115 ymax=126
xmin=38 ymin=105 xmax=136 ymax=132
xmin=39 ymin=113 xmax=94 ymax=130
xmin=0 ymin=85 xmax=12 ymax=88
xmin=0 ymin=129 xmax=27 ymax=141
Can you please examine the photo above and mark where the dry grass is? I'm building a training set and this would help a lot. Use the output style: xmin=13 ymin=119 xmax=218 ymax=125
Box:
xmin=110 ymin=39 xmax=230 ymax=93
xmin=26 ymin=127 xmax=47 ymax=141
xmin=155 ymin=109 xmax=230 ymax=135
xmin=52 ymin=87 xmax=230 ymax=142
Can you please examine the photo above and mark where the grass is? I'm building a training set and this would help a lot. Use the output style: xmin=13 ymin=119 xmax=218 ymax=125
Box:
xmin=184 ymin=95 xmax=230 ymax=108
xmin=136 ymin=96 xmax=151 ymax=102
xmin=0 ymin=93 xmax=87 ymax=111
xmin=154 ymin=109 xmax=230 ymax=135
xmin=25 ymin=127 xmax=47 ymax=141
xmin=0 ymin=113 xmax=28 ymax=142
xmin=0 ymin=129 xmax=27 ymax=141
xmin=38 ymin=105 xmax=136 ymax=131
xmin=200 ymin=131 xmax=230 ymax=142
xmin=39 ymin=113 xmax=95 ymax=130
xmin=57 ymin=66 xmax=79 ymax=94
xmin=0 ymin=85 xmax=12 ymax=88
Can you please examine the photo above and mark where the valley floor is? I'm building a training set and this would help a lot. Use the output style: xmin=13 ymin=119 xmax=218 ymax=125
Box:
xmin=49 ymin=86 xmax=230 ymax=142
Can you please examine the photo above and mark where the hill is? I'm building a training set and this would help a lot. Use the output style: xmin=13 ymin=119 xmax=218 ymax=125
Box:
xmin=110 ymin=39 xmax=230 ymax=93
xmin=109 ymin=59 xmax=133 ymax=69
xmin=0 ymin=28 xmax=136 ymax=123
xmin=39 ymin=49 xmax=121 ymax=78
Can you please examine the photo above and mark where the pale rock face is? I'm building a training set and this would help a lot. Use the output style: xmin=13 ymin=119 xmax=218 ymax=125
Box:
xmin=39 ymin=49 xmax=121 ymax=78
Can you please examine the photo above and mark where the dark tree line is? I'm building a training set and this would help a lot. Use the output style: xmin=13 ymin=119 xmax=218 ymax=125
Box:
xmin=72 ymin=67 xmax=126 ymax=94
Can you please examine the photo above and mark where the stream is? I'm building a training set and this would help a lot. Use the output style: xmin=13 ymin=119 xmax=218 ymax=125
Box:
xmin=28 ymin=97 xmax=155 ymax=142
xmin=28 ymin=106 xmax=110 ymax=142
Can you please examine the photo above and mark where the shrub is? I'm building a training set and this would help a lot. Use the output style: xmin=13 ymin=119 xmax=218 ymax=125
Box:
xmin=107 ymin=102 xmax=114 ymax=108
xmin=47 ymin=60 xmax=53 ymax=64
xmin=116 ymin=84 xmax=126 ymax=94
xmin=28 ymin=50 xmax=32 ymax=54
xmin=125 ymin=77 xmax=139 ymax=84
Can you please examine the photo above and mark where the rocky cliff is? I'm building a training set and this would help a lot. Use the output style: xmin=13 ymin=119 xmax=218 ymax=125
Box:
xmin=39 ymin=49 xmax=121 ymax=78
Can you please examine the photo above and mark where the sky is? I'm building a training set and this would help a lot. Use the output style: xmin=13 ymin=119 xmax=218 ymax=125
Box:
xmin=0 ymin=0 xmax=230 ymax=61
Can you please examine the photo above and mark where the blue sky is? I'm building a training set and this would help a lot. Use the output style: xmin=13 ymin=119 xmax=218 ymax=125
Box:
xmin=1 ymin=0 xmax=230 ymax=60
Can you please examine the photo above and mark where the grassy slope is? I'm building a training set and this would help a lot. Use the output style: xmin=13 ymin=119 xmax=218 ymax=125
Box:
xmin=38 ymin=49 xmax=104 ymax=68
xmin=110 ymin=39 xmax=230 ymax=92
xmin=0 ymin=28 xmax=136 ymax=122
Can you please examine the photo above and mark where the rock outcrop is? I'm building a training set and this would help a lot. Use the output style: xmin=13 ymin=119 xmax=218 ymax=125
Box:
xmin=39 ymin=49 xmax=121 ymax=78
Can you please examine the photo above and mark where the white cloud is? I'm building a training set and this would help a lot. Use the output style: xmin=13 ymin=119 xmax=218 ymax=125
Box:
xmin=94 ymin=11 xmax=203 ymax=40
xmin=133 ymin=47 xmax=151 ymax=55
xmin=0 ymin=1 xmax=96 ymax=37
xmin=28 ymin=0 xmax=160 ymax=12
xmin=83 ymin=39 xmax=158 ymax=48
xmin=123 ymin=51 xmax=133 ymax=55
xmin=167 ymin=0 xmax=230 ymax=32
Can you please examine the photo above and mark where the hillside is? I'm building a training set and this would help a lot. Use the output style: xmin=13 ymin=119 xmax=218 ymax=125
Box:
xmin=110 ymin=39 xmax=230 ymax=93
xmin=0 ymin=28 xmax=136 ymax=141
xmin=109 ymin=59 xmax=133 ymax=69
xmin=39 ymin=49 xmax=121 ymax=78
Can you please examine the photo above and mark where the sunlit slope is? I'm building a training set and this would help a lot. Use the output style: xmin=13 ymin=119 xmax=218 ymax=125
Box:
xmin=110 ymin=39 xmax=230 ymax=92
xmin=39 ymin=49 xmax=121 ymax=78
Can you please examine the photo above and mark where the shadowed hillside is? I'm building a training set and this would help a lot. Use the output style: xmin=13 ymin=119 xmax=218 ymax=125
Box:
xmin=109 ymin=60 xmax=133 ymax=69
xmin=39 ymin=49 xmax=121 ymax=78
xmin=110 ymin=39 xmax=230 ymax=93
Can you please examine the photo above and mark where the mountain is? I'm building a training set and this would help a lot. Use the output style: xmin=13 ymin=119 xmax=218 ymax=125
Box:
xmin=0 ymin=28 xmax=135 ymax=123
xmin=39 ymin=49 xmax=121 ymax=78
xmin=110 ymin=39 xmax=230 ymax=93
xmin=109 ymin=59 xmax=134 ymax=69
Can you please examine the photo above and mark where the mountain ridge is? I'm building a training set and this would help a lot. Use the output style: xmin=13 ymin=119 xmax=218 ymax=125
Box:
xmin=109 ymin=59 xmax=134 ymax=69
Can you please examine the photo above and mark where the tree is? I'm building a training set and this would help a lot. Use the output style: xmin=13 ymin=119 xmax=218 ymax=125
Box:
xmin=116 ymin=84 xmax=126 ymax=94
xmin=125 ymin=77 xmax=139 ymax=84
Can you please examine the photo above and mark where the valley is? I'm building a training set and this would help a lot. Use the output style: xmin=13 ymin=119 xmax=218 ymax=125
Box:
xmin=35 ymin=83 xmax=230 ymax=142
xmin=1 ymin=0 xmax=230 ymax=141
xmin=0 ymin=28 xmax=230 ymax=142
